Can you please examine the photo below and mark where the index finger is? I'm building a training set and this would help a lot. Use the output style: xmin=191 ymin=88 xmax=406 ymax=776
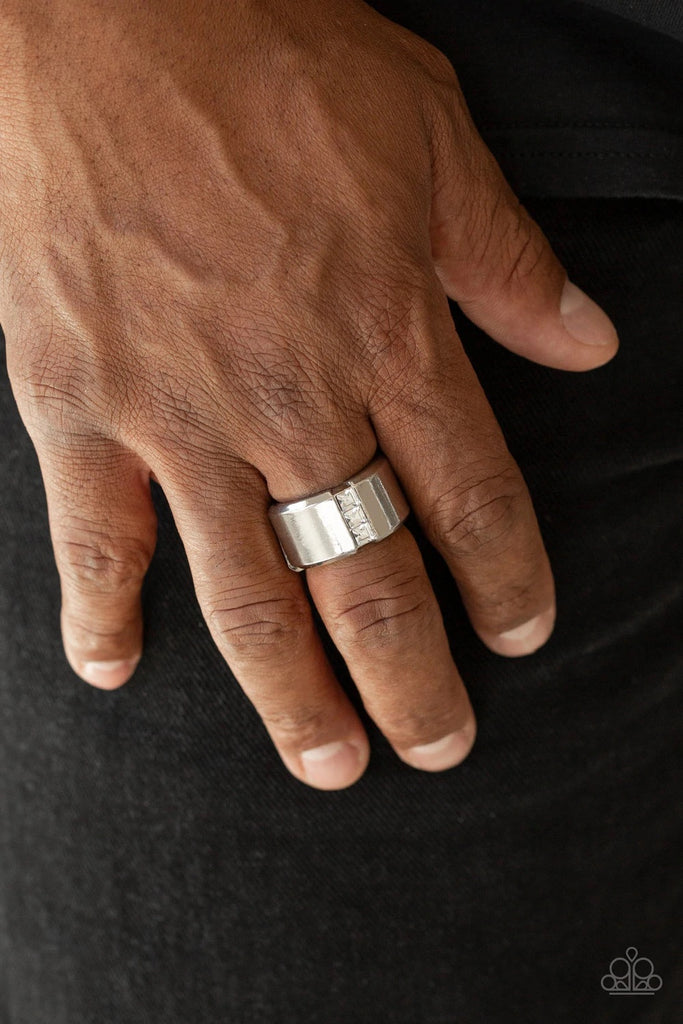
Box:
xmin=368 ymin=285 xmax=556 ymax=657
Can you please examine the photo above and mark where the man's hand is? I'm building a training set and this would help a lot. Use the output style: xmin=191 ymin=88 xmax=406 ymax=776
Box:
xmin=0 ymin=0 xmax=618 ymax=789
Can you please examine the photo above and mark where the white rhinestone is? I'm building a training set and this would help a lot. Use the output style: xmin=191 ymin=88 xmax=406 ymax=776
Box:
xmin=352 ymin=523 xmax=377 ymax=542
xmin=336 ymin=489 xmax=358 ymax=511
xmin=345 ymin=508 xmax=367 ymax=527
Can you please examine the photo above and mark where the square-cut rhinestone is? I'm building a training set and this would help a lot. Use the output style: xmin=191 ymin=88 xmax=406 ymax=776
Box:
xmin=344 ymin=507 xmax=366 ymax=527
xmin=350 ymin=522 xmax=376 ymax=543
xmin=336 ymin=488 xmax=359 ymax=512
xmin=335 ymin=485 xmax=378 ymax=544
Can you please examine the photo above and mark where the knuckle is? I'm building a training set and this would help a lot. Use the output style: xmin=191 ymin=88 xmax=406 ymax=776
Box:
xmin=258 ymin=702 xmax=331 ymax=747
xmin=64 ymin=613 xmax=135 ymax=651
xmin=129 ymin=368 xmax=222 ymax=457
xmin=380 ymin=703 xmax=462 ymax=750
xmin=8 ymin=317 xmax=118 ymax=438
xmin=462 ymin=186 xmax=506 ymax=269
xmin=358 ymin=271 xmax=440 ymax=404
xmin=15 ymin=355 xmax=96 ymax=437
xmin=206 ymin=590 xmax=311 ymax=660
xmin=332 ymin=568 xmax=434 ymax=649
xmin=473 ymin=578 xmax=542 ymax=627
xmin=57 ymin=523 xmax=152 ymax=593
xmin=428 ymin=462 xmax=526 ymax=556
xmin=409 ymin=35 xmax=459 ymax=86
xmin=498 ymin=208 xmax=547 ymax=291
xmin=455 ymin=186 xmax=549 ymax=304
xmin=360 ymin=266 xmax=433 ymax=351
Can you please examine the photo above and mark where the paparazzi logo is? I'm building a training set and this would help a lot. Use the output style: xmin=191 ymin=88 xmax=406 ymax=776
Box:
xmin=601 ymin=947 xmax=662 ymax=995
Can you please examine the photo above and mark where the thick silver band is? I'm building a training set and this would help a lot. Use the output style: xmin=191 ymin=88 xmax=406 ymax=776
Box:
xmin=268 ymin=454 xmax=410 ymax=571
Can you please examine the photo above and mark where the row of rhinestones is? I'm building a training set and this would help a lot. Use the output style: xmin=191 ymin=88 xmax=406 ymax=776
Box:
xmin=334 ymin=485 xmax=378 ymax=544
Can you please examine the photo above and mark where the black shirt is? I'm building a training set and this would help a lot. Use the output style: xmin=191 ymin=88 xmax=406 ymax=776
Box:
xmin=368 ymin=0 xmax=683 ymax=199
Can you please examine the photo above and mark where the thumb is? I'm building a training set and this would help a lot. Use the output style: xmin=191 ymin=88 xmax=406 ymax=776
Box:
xmin=427 ymin=102 xmax=619 ymax=371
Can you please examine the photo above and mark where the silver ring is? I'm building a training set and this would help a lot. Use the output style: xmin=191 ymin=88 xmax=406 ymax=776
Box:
xmin=268 ymin=453 xmax=410 ymax=571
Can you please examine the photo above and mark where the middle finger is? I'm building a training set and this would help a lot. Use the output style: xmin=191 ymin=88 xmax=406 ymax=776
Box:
xmin=306 ymin=519 xmax=476 ymax=772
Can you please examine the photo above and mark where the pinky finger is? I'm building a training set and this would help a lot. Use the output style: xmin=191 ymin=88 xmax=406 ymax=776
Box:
xmin=36 ymin=437 xmax=157 ymax=689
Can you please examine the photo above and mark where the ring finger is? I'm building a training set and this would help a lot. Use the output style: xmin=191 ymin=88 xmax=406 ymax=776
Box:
xmin=261 ymin=447 xmax=477 ymax=774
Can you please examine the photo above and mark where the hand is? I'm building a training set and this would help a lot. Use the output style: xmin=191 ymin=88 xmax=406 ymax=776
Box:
xmin=0 ymin=0 xmax=618 ymax=789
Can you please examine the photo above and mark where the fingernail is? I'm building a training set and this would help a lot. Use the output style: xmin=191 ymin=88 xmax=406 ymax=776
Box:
xmin=82 ymin=657 xmax=140 ymax=689
xmin=560 ymin=279 xmax=619 ymax=346
xmin=300 ymin=740 xmax=363 ymax=789
xmin=493 ymin=607 xmax=555 ymax=657
xmin=403 ymin=719 xmax=476 ymax=772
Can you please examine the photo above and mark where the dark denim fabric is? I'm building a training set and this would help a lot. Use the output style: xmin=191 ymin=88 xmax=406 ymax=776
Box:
xmin=368 ymin=0 xmax=683 ymax=200
xmin=1 ymin=196 xmax=681 ymax=1022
